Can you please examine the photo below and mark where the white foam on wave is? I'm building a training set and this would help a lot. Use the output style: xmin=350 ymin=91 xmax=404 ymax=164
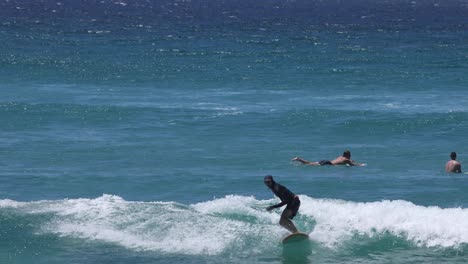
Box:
xmin=3 ymin=194 xmax=468 ymax=253
xmin=192 ymin=194 xmax=278 ymax=223
xmin=0 ymin=194 xmax=281 ymax=255
xmin=190 ymin=195 xmax=286 ymax=254
xmin=299 ymin=195 xmax=468 ymax=248
xmin=43 ymin=194 xmax=252 ymax=255
xmin=0 ymin=198 xmax=23 ymax=208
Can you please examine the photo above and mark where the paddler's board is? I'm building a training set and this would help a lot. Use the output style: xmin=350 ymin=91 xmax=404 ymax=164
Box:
xmin=282 ymin=232 xmax=309 ymax=244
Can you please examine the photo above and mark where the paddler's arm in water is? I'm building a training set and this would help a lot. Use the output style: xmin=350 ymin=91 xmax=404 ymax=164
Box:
xmin=349 ymin=160 xmax=366 ymax=166
xmin=266 ymin=201 xmax=287 ymax=211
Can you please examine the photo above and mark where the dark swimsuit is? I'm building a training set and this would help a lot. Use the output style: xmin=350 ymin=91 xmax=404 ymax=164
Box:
xmin=319 ymin=160 xmax=333 ymax=165
xmin=285 ymin=196 xmax=300 ymax=219
xmin=271 ymin=183 xmax=300 ymax=219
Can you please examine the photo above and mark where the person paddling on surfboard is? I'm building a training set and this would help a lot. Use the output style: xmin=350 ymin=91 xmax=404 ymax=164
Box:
xmin=292 ymin=150 xmax=366 ymax=166
xmin=264 ymin=175 xmax=300 ymax=233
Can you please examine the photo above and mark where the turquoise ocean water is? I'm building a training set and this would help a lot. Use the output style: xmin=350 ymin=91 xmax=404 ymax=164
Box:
xmin=2 ymin=1 xmax=468 ymax=263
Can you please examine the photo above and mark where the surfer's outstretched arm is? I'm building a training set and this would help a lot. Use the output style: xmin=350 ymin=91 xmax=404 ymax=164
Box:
xmin=350 ymin=160 xmax=366 ymax=166
xmin=267 ymin=201 xmax=286 ymax=211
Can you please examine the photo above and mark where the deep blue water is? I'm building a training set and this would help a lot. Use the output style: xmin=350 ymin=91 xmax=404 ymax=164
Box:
xmin=2 ymin=1 xmax=468 ymax=263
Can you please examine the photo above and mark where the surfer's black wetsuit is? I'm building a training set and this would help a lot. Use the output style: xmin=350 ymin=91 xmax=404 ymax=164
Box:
xmin=269 ymin=182 xmax=300 ymax=219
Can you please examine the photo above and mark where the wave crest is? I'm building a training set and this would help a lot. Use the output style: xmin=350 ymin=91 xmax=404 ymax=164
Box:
xmin=2 ymin=194 xmax=468 ymax=254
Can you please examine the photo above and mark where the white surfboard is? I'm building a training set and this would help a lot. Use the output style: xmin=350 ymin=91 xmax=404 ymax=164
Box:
xmin=282 ymin=232 xmax=309 ymax=244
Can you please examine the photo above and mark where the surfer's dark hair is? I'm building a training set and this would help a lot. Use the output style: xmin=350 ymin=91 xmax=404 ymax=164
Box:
xmin=451 ymin=152 xmax=457 ymax=160
xmin=264 ymin=175 xmax=273 ymax=181
xmin=343 ymin=150 xmax=351 ymax=158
